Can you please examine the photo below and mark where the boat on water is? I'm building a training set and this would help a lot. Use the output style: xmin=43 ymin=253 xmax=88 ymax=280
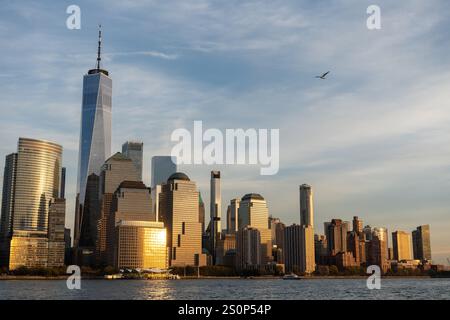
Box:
xmin=282 ymin=273 xmax=301 ymax=280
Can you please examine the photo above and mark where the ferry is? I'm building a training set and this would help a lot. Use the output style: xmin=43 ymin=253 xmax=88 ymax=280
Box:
xmin=282 ymin=273 xmax=301 ymax=280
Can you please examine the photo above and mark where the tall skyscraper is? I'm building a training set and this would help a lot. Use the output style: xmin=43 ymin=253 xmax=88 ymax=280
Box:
xmin=299 ymin=184 xmax=313 ymax=226
xmin=1 ymin=138 xmax=64 ymax=269
xmin=122 ymin=141 xmax=143 ymax=181
xmin=392 ymin=230 xmax=412 ymax=261
xmin=210 ymin=171 xmax=221 ymax=263
xmin=238 ymin=193 xmax=272 ymax=265
xmin=75 ymin=27 xmax=112 ymax=247
xmin=227 ymin=198 xmax=240 ymax=234
xmin=412 ymin=225 xmax=431 ymax=261
xmin=298 ymin=184 xmax=315 ymax=274
xmin=151 ymin=156 xmax=177 ymax=187
xmin=159 ymin=172 xmax=206 ymax=267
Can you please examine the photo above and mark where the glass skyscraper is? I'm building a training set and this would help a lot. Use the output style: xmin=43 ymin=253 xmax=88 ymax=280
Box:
xmin=77 ymin=28 xmax=112 ymax=205
xmin=75 ymin=28 xmax=112 ymax=247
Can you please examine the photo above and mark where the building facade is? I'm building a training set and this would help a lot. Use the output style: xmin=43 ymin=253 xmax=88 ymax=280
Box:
xmin=159 ymin=173 xmax=206 ymax=267
xmin=412 ymin=225 xmax=431 ymax=261
xmin=392 ymin=230 xmax=412 ymax=261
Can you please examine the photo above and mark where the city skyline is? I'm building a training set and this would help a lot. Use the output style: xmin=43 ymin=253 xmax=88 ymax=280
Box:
xmin=0 ymin=1 xmax=450 ymax=265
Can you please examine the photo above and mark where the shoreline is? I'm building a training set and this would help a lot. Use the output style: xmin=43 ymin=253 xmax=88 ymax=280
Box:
xmin=0 ymin=275 xmax=437 ymax=281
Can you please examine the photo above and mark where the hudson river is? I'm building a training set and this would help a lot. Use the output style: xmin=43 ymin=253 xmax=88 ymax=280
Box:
xmin=1 ymin=278 xmax=449 ymax=300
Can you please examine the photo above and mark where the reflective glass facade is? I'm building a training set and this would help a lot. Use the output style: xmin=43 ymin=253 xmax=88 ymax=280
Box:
xmin=77 ymin=71 xmax=112 ymax=204
xmin=13 ymin=138 xmax=62 ymax=233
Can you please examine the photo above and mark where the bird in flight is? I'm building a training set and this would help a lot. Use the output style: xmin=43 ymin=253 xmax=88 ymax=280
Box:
xmin=315 ymin=71 xmax=330 ymax=79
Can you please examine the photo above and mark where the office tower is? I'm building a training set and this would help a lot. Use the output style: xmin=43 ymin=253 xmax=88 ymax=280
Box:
xmin=325 ymin=219 xmax=348 ymax=256
xmin=150 ymin=156 xmax=177 ymax=222
xmin=60 ymin=167 xmax=66 ymax=199
xmin=199 ymin=192 xmax=205 ymax=234
xmin=314 ymin=234 xmax=328 ymax=265
xmin=373 ymin=227 xmax=389 ymax=260
xmin=347 ymin=231 xmax=360 ymax=265
xmin=75 ymin=27 xmax=112 ymax=247
xmin=3 ymin=138 xmax=63 ymax=269
xmin=392 ymin=230 xmax=412 ymax=261
xmin=227 ymin=198 xmax=240 ymax=234
xmin=108 ymin=181 xmax=166 ymax=269
xmin=159 ymin=173 xmax=206 ymax=267
xmin=368 ymin=231 xmax=389 ymax=273
xmin=298 ymin=184 xmax=315 ymax=274
xmin=238 ymin=193 xmax=272 ymax=265
xmin=122 ymin=141 xmax=143 ymax=181
xmin=352 ymin=216 xmax=363 ymax=233
xmin=284 ymin=224 xmax=315 ymax=274
xmin=236 ymin=227 xmax=261 ymax=271
xmin=299 ymin=184 xmax=313 ymax=226
xmin=151 ymin=156 xmax=177 ymax=187
xmin=0 ymin=153 xmax=17 ymax=265
xmin=47 ymin=199 xmax=66 ymax=267
xmin=412 ymin=225 xmax=431 ymax=261
xmin=210 ymin=171 xmax=221 ymax=263
xmin=95 ymin=152 xmax=140 ymax=266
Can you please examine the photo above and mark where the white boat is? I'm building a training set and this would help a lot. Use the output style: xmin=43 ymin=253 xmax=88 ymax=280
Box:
xmin=282 ymin=273 xmax=301 ymax=280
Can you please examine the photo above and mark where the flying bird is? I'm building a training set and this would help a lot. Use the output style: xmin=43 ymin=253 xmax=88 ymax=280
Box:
xmin=315 ymin=71 xmax=330 ymax=79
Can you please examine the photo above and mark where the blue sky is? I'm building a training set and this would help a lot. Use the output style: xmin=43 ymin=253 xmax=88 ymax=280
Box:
xmin=0 ymin=0 xmax=450 ymax=264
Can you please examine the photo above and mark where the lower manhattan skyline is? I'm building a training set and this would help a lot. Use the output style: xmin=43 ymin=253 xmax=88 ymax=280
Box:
xmin=0 ymin=0 xmax=450 ymax=274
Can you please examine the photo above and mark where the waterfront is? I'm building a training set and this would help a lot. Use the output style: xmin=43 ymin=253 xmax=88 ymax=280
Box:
xmin=0 ymin=278 xmax=449 ymax=300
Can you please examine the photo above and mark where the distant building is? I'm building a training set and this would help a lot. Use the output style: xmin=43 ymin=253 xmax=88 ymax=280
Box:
xmin=392 ymin=230 xmax=412 ymax=261
xmin=122 ymin=141 xmax=143 ymax=181
xmin=314 ymin=234 xmax=328 ymax=265
xmin=215 ymin=233 xmax=236 ymax=266
xmin=238 ymin=193 xmax=272 ymax=265
xmin=47 ymin=199 xmax=66 ymax=268
xmin=236 ymin=227 xmax=261 ymax=271
xmin=352 ymin=216 xmax=363 ymax=233
xmin=325 ymin=219 xmax=348 ymax=256
xmin=284 ymin=224 xmax=315 ymax=274
xmin=210 ymin=171 xmax=222 ymax=264
xmin=412 ymin=225 xmax=431 ymax=261
xmin=299 ymin=184 xmax=313 ymax=226
xmin=269 ymin=217 xmax=285 ymax=263
xmin=199 ymin=193 xmax=205 ymax=234
xmin=227 ymin=198 xmax=240 ymax=234
xmin=159 ymin=173 xmax=206 ymax=267
xmin=151 ymin=156 xmax=177 ymax=187
xmin=60 ymin=167 xmax=66 ymax=199
xmin=150 ymin=156 xmax=177 ymax=224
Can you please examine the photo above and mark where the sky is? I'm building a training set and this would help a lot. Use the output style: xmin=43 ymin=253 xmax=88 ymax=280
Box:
xmin=0 ymin=0 xmax=449 ymax=264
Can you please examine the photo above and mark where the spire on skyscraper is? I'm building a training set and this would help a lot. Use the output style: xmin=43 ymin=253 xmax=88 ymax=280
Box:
xmin=96 ymin=24 xmax=102 ymax=71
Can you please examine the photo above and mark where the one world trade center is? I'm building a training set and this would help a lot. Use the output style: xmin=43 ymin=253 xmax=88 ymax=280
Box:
xmin=74 ymin=27 xmax=112 ymax=248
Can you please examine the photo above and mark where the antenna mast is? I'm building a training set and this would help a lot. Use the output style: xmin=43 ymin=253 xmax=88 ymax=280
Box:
xmin=96 ymin=24 xmax=102 ymax=70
